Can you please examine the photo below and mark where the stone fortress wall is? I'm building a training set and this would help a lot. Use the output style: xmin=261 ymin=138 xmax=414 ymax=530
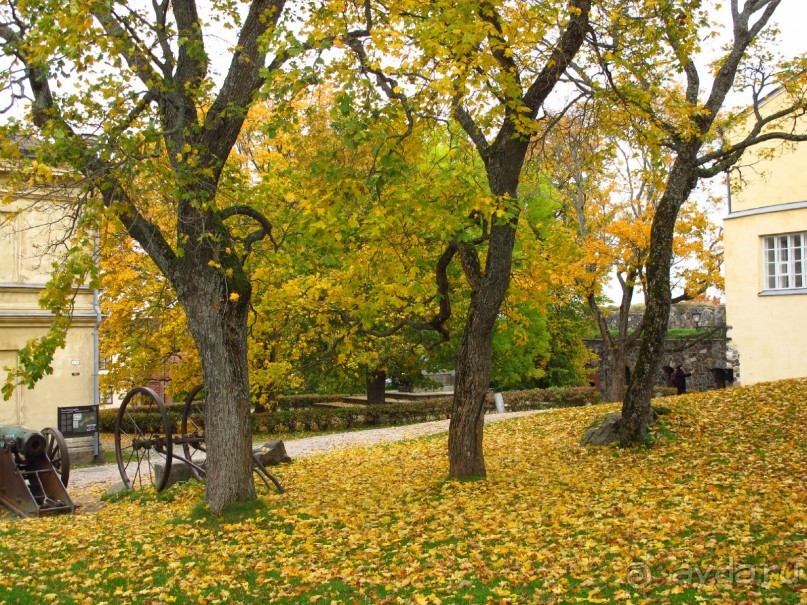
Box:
xmin=589 ymin=302 xmax=739 ymax=393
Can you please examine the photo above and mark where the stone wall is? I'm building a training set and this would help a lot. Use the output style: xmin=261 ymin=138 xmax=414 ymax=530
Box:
xmin=590 ymin=303 xmax=738 ymax=394
xmin=605 ymin=302 xmax=725 ymax=331
xmin=586 ymin=333 xmax=736 ymax=394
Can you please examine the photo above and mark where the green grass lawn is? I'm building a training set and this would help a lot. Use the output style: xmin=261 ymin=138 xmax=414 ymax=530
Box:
xmin=1 ymin=379 xmax=805 ymax=604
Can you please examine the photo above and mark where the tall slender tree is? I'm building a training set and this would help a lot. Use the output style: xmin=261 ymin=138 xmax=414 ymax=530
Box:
xmin=539 ymin=108 xmax=723 ymax=402
xmin=586 ymin=0 xmax=807 ymax=443
xmin=325 ymin=0 xmax=593 ymax=476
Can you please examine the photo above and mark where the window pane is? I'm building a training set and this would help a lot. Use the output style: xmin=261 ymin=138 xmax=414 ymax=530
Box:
xmin=761 ymin=232 xmax=807 ymax=290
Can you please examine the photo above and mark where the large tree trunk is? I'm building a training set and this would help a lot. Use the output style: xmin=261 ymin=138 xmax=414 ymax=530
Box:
xmin=366 ymin=369 xmax=386 ymax=404
xmin=448 ymin=310 xmax=495 ymax=477
xmin=448 ymin=155 xmax=520 ymax=477
xmin=179 ymin=266 xmax=255 ymax=510
xmin=620 ymin=157 xmax=698 ymax=445
xmin=604 ymin=343 xmax=630 ymax=402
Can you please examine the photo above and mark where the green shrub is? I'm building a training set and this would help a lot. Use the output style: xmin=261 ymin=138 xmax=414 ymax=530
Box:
xmin=652 ymin=386 xmax=679 ymax=398
xmin=99 ymin=386 xmax=602 ymax=436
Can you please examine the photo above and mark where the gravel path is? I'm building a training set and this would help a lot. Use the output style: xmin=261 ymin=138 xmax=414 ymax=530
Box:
xmin=70 ymin=409 xmax=545 ymax=490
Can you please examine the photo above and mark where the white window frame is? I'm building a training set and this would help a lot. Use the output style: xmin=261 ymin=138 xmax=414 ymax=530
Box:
xmin=762 ymin=231 xmax=806 ymax=291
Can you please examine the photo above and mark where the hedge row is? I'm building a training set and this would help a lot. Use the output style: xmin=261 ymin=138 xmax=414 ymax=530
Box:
xmin=98 ymin=409 xmax=187 ymax=434
xmin=253 ymin=386 xmax=603 ymax=434
xmin=99 ymin=386 xmax=602 ymax=435
xmin=274 ymin=393 xmax=349 ymax=410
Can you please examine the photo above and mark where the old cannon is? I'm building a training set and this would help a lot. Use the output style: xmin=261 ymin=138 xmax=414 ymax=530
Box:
xmin=114 ymin=386 xmax=283 ymax=493
xmin=0 ymin=425 xmax=74 ymax=517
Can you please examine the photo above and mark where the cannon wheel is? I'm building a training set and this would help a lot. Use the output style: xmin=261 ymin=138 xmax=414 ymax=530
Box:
xmin=41 ymin=427 xmax=70 ymax=487
xmin=115 ymin=387 xmax=172 ymax=492
xmin=180 ymin=385 xmax=206 ymax=481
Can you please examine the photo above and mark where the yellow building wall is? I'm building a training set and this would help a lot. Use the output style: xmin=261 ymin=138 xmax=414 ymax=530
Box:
xmin=0 ymin=315 xmax=96 ymax=429
xmin=723 ymin=87 xmax=807 ymax=385
xmin=730 ymin=92 xmax=807 ymax=213
xmin=724 ymin=207 xmax=807 ymax=384
xmin=0 ymin=175 xmax=98 ymax=432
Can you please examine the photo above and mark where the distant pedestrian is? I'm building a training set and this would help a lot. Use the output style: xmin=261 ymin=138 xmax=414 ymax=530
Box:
xmin=670 ymin=365 xmax=694 ymax=395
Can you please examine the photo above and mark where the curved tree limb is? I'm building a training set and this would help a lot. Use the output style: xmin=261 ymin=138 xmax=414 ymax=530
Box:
xmin=220 ymin=204 xmax=279 ymax=253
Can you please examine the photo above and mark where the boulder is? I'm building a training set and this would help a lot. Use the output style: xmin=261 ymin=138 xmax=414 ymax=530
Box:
xmin=103 ymin=482 xmax=129 ymax=498
xmin=154 ymin=461 xmax=200 ymax=489
xmin=255 ymin=440 xmax=291 ymax=466
xmin=580 ymin=412 xmax=623 ymax=446
xmin=581 ymin=409 xmax=659 ymax=446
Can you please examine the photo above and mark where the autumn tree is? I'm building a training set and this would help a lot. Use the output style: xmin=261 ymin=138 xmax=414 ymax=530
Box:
xmin=538 ymin=107 xmax=723 ymax=401
xmin=317 ymin=0 xmax=593 ymax=477
xmin=98 ymin=223 xmax=201 ymax=401
xmin=584 ymin=0 xmax=807 ymax=443
xmin=240 ymin=94 xmax=478 ymax=403
xmin=0 ymin=0 xmax=303 ymax=510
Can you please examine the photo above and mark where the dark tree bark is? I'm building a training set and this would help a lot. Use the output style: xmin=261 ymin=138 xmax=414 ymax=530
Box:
xmin=366 ymin=369 xmax=387 ymax=404
xmin=447 ymin=0 xmax=592 ymax=477
xmin=618 ymin=0 xmax=796 ymax=445
xmin=180 ymin=272 xmax=255 ymax=504
xmin=448 ymin=220 xmax=518 ymax=476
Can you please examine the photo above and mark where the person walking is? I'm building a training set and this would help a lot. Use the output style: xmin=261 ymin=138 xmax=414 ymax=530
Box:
xmin=670 ymin=365 xmax=695 ymax=395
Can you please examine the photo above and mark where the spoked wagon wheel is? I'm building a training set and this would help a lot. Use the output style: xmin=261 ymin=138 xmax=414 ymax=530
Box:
xmin=115 ymin=387 xmax=173 ymax=491
xmin=180 ymin=385 xmax=206 ymax=481
xmin=41 ymin=427 xmax=70 ymax=487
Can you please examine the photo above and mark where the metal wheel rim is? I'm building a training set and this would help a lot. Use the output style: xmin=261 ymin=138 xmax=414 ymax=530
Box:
xmin=114 ymin=386 xmax=173 ymax=491
xmin=41 ymin=427 xmax=70 ymax=487
xmin=180 ymin=384 xmax=206 ymax=480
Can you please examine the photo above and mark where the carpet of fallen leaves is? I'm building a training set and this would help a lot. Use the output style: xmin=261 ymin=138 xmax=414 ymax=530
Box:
xmin=1 ymin=379 xmax=805 ymax=604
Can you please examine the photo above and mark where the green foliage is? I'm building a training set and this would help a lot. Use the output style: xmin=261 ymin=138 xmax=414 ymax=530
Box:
xmin=543 ymin=303 xmax=596 ymax=388
xmin=491 ymin=303 xmax=550 ymax=390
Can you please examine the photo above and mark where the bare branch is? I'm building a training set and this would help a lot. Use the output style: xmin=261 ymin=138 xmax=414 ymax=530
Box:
xmin=342 ymin=31 xmax=414 ymax=142
xmin=203 ymin=0 xmax=289 ymax=167
xmin=452 ymin=103 xmax=490 ymax=154
xmin=92 ymin=8 xmax=163 ymax=92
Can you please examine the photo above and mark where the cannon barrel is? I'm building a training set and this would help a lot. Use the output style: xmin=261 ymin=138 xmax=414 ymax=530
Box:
xmin=0 ymin=425 xmax=47 ymax=458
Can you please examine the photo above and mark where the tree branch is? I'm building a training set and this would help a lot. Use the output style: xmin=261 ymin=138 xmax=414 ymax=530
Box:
xmin=220 ymin=204 xmax=279 ymax=252
xmin=522 ymin=0 xmax=592 ymax=116
xmin=203 ymin=0 xmax=289 ymax=168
